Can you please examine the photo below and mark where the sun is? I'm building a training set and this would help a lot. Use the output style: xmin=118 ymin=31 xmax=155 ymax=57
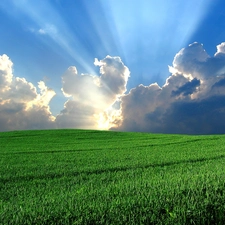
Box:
xmin=95 ymin=112 xmax=111 ymax=130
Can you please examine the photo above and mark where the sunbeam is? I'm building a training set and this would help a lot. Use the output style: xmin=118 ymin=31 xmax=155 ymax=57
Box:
xmin=1 ymin=0 xmax=100 ymax=75
xmin=99 ymin=0 xmax=213 ymax=87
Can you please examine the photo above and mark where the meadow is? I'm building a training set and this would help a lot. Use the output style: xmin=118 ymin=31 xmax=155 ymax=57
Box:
xmin=1 ymin=129 xmax=225 ymax=224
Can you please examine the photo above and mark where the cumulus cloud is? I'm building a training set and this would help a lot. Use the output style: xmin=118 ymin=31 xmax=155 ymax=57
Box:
xmin=56 ymin=55 xmax=130 ymax=129
xmin=112 ymin=42 xmax=225 ymax=134
xmin=171 ymin=78 xmax=200 ymax=97
xmin=0 ymin=54 xmax=56 ymax=131
xmin=0 ymin=54 xmax=129 ymax=132
xmin=172 ymin=42 xmax=225 ymax=79
xmin=2 ymin=42 xmax=225 ymax=134
xmin=0 ymin=54 xmax=13 ymax=92
xmin=216 ymin=42 xmax=225 ymax=55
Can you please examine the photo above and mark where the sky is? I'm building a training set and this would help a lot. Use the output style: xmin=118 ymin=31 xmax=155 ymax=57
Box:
xmin=1 ymin=0 xmax=225 ymax=134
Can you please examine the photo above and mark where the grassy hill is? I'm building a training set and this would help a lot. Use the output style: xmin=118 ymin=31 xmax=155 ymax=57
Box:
xmin=1 ymin=129 xmax=225 ymax=224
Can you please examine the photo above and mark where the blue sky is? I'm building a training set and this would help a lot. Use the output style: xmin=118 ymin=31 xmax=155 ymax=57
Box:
xmin=1 ymin=0 xmax=225 ymax=133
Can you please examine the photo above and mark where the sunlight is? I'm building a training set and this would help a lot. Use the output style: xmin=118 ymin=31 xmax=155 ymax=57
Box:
xmin=95 ymin=106 xmax=122 ymax=130
xmin=2 ymin=0 xmax=213 ymax=81
xmin=95 ymin=112 xmax=110 ymax=130
xmin=99 ymin=0 xmax=213 ymax=83
xmin=100 ymin=0 xmax=213 ymax=54
xmin=7 ymin=0 xmax=98 ymax=75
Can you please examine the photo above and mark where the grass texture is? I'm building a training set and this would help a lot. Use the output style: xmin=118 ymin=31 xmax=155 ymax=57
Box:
xmin=1 ymin=129 xmax=225 ymax=224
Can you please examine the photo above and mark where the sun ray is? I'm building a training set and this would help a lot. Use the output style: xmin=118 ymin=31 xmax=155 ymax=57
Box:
xmin=98 ymin=0 xmax=214 ymax=86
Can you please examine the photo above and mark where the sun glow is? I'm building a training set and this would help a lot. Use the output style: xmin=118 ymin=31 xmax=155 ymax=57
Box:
xmin=95 ymin=112 xmax=110 ymax=130
xmin=96 ymin=107 xmax=122 ymax=130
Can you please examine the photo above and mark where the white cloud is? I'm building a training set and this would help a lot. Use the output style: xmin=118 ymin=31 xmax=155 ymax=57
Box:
xmin=112 ymin=42 xmax=225 ymax=134
xmin=172 ymin=42 xmax=225 ymax=80
xmin=216 ymin=42 xmax=225 ymax=55
xmin=37 ymin=24 xmax=58 ymax=36
xmin=0 ymin=54 xmax=13 ymax=92
xmin=0 ymin=54 xmax=130 ymax=131
xmin=2 ymin=42 xmax=225 ymax=134
xmin=38 ymin=29 xmax=46 ymax=34
xmin=56 ymin=55 xmax=130 ymax=130
xmin=0 ymin=54 xmax=56 ymax=131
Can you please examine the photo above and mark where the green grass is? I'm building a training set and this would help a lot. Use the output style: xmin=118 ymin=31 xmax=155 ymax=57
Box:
xmin=1 ymin=129 xmax=225 ymax=224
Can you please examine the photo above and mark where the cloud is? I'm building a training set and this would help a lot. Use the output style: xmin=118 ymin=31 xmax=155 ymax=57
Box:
xmin=0 ymin=54 xmax=13 ymax=92
xmin=112 ymin=42 xmax=225 ymax=134
xmin=0 ymin=54 xmax=129 ymax=131
xmin=171 ymin=78 xmax=200 ymax=97
xmin=172 ymin=42 xmax=225 ymax=79
xmin=38 ymin=29 xmax=46 ymax=34
xmin=0 ymin=54 xmax=56 ymax=131
xmin=37 ymin=24 xmax=58 ymax=36
xmin=216 ymin=42 xmax=225 ymax=55
xmin=55 ymin=55 xmax=130 ymax=129
xmin=2 ymin=42 xmax=225 ymax=134
xmin=159 ymin=95 xmax=225 ymax=134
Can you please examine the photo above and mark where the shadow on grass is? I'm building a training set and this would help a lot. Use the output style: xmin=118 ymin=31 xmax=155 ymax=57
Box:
xmin=1 ymin=154 xmax=225 ymax=184
xmin=1 ymin=137 xmax=219 ymax=155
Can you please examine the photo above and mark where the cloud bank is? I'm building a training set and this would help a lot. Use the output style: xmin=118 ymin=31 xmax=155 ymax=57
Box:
xmin=113 ymin=42 xmax=225 ymax=134
xmin=1 ymin=42 xmax=225 ymax=134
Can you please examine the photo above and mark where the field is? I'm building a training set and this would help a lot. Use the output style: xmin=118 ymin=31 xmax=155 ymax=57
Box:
xmin=1 ymin=129 xmax=225 ymax=224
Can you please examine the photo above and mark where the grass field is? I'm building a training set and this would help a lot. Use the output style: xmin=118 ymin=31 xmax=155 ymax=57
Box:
xmin=1 ymin=129 xmax=225 ymax=224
